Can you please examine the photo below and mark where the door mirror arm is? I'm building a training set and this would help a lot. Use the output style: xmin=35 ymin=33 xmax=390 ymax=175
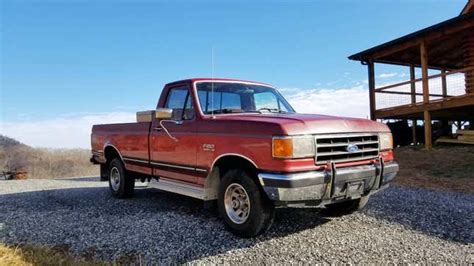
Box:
xmin=158 ymin=120 xmax=181 ymax=142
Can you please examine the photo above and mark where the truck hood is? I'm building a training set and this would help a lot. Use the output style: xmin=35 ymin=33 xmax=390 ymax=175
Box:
xmin=214 ymin=113 xmax=389 ymax=135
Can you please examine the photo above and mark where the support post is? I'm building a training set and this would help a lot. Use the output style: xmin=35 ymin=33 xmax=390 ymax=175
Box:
xmin=367 ymin=61 xmax=376 ymax=120
xmin=420 ymin=41 xmax=432 ymax=150
xmin=410 ymin=65 xmax=416 ymax=103
xmin=410 ymin=65 xmax=417 ymax=144
xmin=441 ymin=69 xmax=449 ymax=137
xmin=463 ymin=34 xmax=474 ymax=93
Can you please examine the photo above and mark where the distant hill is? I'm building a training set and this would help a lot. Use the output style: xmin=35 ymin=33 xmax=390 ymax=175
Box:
xmin=0 ymin=135 xmax=98 ymax=179
xmin=0 ymin=135 xmax=27 ymax=148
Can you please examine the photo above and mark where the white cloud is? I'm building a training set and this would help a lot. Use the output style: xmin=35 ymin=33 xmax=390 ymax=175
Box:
xmin=398 ymin=73 xmax=408 ymax=78
xmin=378 ymin=73 xmax=398 ymax=78
xmin=0 ymin=112 xmax=135 ymax=149
xmin=1 ymin=86 xmax=372 ymax=149
xmin=280 ymin=86 xmax=370 ymax=119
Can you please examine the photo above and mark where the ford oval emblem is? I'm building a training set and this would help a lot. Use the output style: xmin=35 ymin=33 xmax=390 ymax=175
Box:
xmin=346 ymin=144 xmax=359 ymax=153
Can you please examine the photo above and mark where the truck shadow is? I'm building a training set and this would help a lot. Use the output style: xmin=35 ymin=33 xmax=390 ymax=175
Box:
xmin=0 ymin=179 xmax=472 ymax=263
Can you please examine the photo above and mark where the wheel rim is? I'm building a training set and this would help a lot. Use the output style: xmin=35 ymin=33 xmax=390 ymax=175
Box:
xmin=110 ymin=167 xmax=120 ymax=191
xmin=224 ymin=183 xmax=251 ymax=224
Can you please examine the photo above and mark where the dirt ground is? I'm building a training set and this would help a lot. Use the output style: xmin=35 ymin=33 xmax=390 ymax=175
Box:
xmin=393 ymin=145 xmax=474 ymax=194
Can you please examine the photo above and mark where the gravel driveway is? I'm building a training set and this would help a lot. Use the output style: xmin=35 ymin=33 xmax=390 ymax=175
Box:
xmin=0 ymin=178 xmax=472 ymax=264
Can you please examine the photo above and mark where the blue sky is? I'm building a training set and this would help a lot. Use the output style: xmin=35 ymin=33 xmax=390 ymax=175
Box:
xmin=0 ymin=0 xmax=468 ymax=147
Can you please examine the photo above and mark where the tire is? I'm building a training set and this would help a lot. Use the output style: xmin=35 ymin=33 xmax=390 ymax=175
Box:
xmin=100 ymin=164 xmax=108 ymax=181
xmin=218 ymin=169 xmax=274 ymax=238
xmin=108 ymin=158 xmax=135 ymax=198
xmin=322 ymin=196 xmax=369 ymax=216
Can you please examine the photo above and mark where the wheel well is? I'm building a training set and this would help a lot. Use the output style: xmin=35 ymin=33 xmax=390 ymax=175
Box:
xmin=213 ymin=155 xmax=258 ymax=180
xmin=202 ymin=155 xmax=260 ymax=200
xmin=104 ymin=146 xmax=121 ymax=164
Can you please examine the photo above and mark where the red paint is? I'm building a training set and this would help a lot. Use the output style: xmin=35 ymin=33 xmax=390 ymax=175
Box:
xmin=91 ymin=78 xmax=395 ymax=185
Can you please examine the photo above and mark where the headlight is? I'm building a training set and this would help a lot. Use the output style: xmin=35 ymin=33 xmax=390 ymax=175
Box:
xmin=272 ymin=136 xmax=315 ymax=158
xmin=379 ymin=132 xmax=393 ymax=150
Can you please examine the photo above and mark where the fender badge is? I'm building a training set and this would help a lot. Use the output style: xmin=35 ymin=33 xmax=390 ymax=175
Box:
xmin=202 ymin=144 xmax=215 ymax=152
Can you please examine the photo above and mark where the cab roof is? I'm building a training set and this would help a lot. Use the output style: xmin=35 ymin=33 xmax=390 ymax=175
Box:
xmin=165 ymin=78 xmax=274 ymax=88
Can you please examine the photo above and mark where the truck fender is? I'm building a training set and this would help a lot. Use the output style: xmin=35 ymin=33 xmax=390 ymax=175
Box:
xmin=210 ymin=153 xmax=258 ymax=171
xmin=103 ymin=144 xmax=124 ymax=163
xmin=203 ymin=154 xmax=259 ymax=201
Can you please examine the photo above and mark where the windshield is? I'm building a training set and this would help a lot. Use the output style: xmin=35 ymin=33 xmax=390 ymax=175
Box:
xmin=196 ymin=82 xmax=295 ymax=115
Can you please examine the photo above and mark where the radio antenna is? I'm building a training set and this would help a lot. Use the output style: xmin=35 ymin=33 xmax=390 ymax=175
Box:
xmin=211 ymin=46 xmax=215 ymax=118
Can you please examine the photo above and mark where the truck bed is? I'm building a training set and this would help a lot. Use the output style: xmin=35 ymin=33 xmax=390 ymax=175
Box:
xmin=91 ymin=122 xmax=152 ymax=174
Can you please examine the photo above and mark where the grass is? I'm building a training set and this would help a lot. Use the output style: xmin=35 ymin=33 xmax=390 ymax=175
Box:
xmin=0 ymin=244 xmax=146 ymax=265
xmin=393 ymin=145 xmax=474 ymax=193
xmin=0 ymin=244 xmax=103 ymax=266
xmin=1 ymin=135 xmax=99 ymax=179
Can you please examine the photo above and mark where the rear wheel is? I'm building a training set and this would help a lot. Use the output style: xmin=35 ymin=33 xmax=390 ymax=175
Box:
xmin=108 ymin=158 xmax=135 ymax=198
xmin=218 ymin=169 xmax=274 ymax=237
xmin=322 ymin=196 xmax=369 ymax=216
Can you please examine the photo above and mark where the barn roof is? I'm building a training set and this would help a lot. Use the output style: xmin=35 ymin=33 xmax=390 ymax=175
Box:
xmin=461 ymin=0 xmax=474 ymax=15
xmin=348 ymin=12 xmax=474 ymax=70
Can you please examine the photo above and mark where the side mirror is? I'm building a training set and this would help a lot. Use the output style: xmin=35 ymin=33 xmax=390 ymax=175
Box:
xmin=136 ymin=110 xmax=154 ymax=123
xmin=155 ymin=108 xmax=173 ymax=119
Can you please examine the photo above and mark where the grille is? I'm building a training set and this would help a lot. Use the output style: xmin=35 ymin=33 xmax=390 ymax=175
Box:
xmin=315 ymin=133 xmax=379 ymax=165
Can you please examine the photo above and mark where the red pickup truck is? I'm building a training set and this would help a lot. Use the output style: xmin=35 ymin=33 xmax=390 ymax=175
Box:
xmin=91 ymin=78 xmax=398 ymax=237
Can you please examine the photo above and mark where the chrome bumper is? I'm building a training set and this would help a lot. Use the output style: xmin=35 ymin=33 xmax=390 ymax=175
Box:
xmin=258 ymin=161 xmax=399 ymax=203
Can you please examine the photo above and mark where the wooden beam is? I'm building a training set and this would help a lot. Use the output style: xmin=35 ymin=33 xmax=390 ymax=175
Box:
xmin=374 ymin=93 xmax=474 ymax=118
xmin=377 ymin=90 xmax=449 ymax=97
xmin=362 ymin=19 xmax=474 ymax=61
xmin=412 ymin=119 xmax=417 ymax=145
xmin=375 ymin=109 xmax=474 ymax=121
xmin=424 ymin=110 xmax=433 ymax=150
xmin=373 ymin=58 xmax=457 ymax=71
xmin=368 ymin=61 xmax=376 ymax=120
xmin=436 ymin=138 xmax=474 ymax=145
xmin=410 ymin=65 xmax=416 ymax=103
xmin=441 ymin=69 xmax=447 ymax=97
xmin=421 ymin=41 xmax=430 ymax=104
xmin=375 ymin=66 xmax=474 ymax=92
xmin=421 ymin=40 xmax=432 ymax=150
xmin=457 ymin=129 xmax=474 ymax=135
xmin=461 ymin=0 xmax=474 ymax=15
xmin=464 ymin=33 xmax=474 ymax=93
xmin=410 ymin=65 xmax=417 ymax=145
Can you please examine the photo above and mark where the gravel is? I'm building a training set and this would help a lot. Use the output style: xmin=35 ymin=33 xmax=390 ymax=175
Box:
xmin=0 ymin=177 xmax=472 ymax=264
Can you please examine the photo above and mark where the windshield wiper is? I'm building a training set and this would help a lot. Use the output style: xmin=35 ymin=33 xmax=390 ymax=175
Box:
xmin=209 ymin=108 xmax=245 ymax=114
xmin=257 ymin=108 xmax=286 ymax=114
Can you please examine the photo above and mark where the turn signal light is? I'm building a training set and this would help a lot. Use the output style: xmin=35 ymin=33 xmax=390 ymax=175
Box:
xmin=272 ymin=136 xmax=315 ymax=159
xmin=273 ymin=138 xmax=293 ymax=158
xmin=379 ymin=133 xmax=393 ymax=150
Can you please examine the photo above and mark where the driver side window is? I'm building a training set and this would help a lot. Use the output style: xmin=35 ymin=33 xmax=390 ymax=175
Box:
xmin=165 ymin=86 xmax=195 ymax=120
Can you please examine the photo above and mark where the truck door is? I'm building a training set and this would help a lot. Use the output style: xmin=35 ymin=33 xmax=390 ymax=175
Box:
xmin=150 ymin=85 xmax=199 ymax=184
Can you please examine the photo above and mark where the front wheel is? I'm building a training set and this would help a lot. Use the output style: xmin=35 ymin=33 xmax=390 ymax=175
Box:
xmin=218 ymin=169 xmax=274 ymax=237
xmin=322 ymin=196 xmax=369 ymax=216
xmin=108 ymin=158 xmax=135 ymax=198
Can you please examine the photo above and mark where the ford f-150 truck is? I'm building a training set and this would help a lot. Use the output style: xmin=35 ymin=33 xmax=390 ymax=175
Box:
xmin=91 ymin=78 xmax=398 ymax=237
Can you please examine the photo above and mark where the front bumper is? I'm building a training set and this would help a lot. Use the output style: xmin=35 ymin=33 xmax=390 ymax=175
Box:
xmin=258 ymin=160 xmax=398 ymax=204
